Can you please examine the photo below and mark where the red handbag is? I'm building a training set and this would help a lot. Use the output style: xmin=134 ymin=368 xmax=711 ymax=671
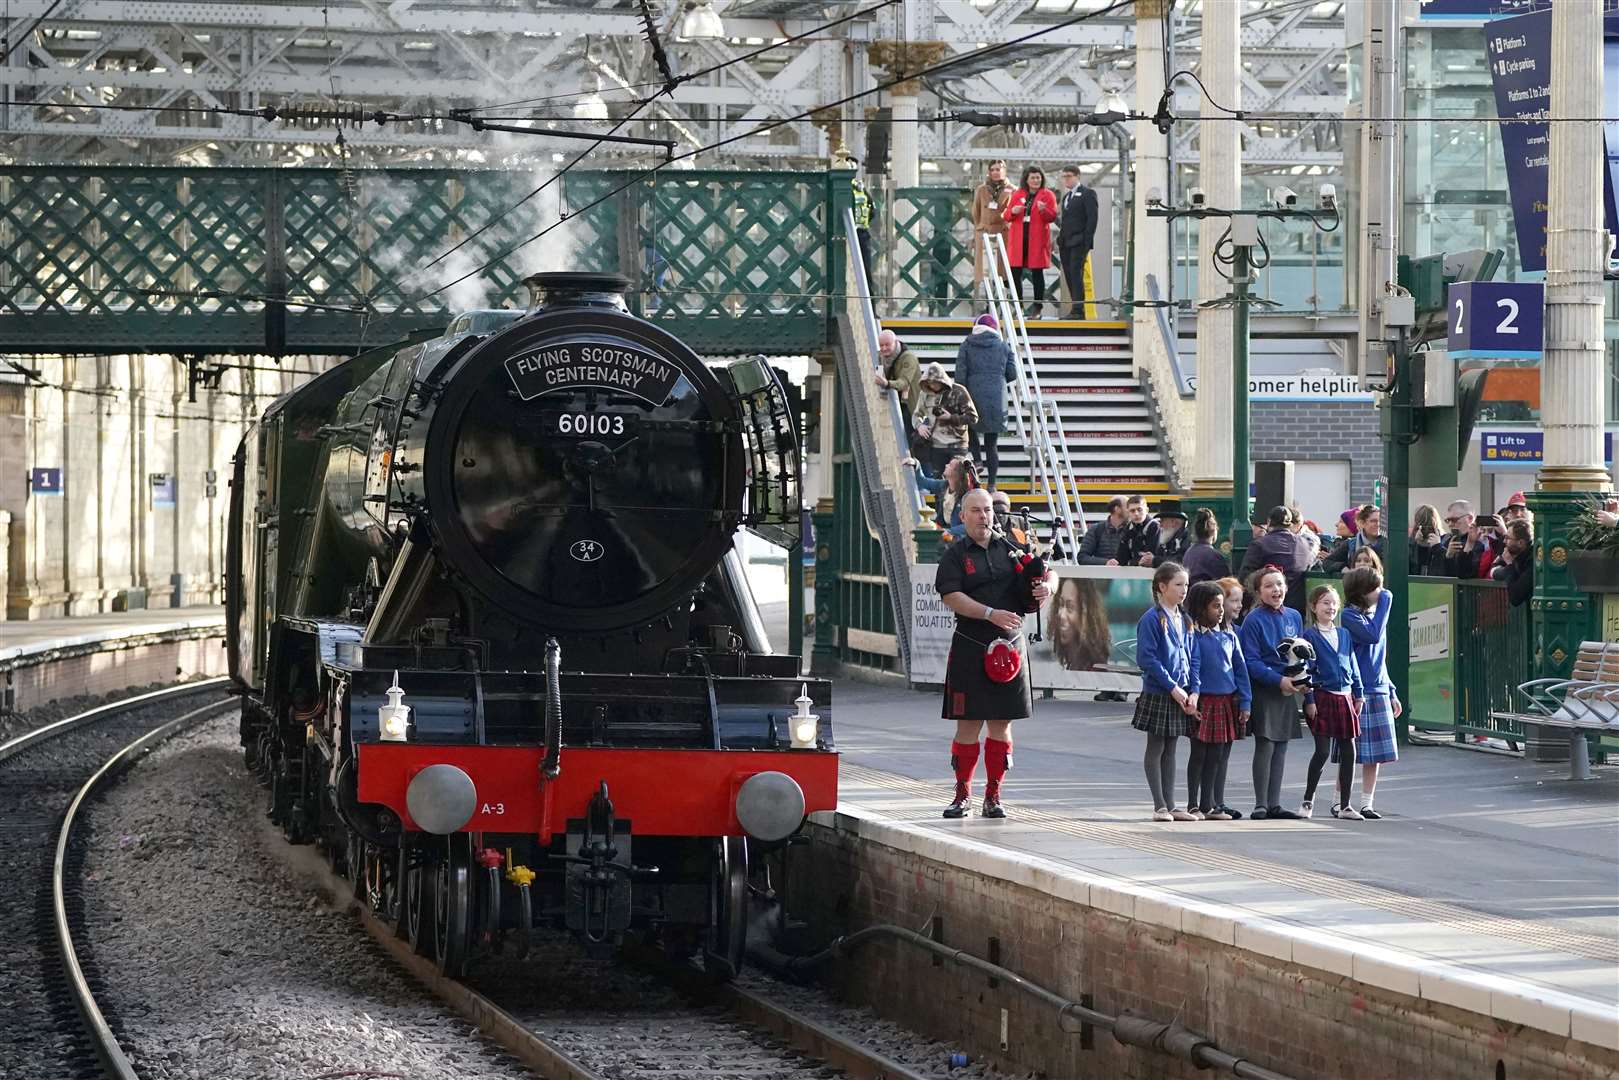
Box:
xmin=984 ymin=638 xmax=1022 ymax=683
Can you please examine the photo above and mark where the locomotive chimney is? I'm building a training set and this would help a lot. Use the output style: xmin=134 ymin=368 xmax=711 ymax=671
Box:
xmin=523 ymin=271 xmax=630 ymax=313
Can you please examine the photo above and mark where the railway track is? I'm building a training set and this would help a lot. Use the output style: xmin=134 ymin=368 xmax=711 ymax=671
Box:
xmin=310 ymin=848 xmax=939 ymax=1079
xmin=0 ymin=680 xmax=235 ymax=1080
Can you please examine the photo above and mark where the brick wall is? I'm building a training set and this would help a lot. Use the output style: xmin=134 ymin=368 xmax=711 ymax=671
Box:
xmin=793 ymin=821 xmax=1615 ymax=1080
xmin=1253 ymin=401 xmax=1382 ymax=503
xmin=11 ymin=634 xmax=228 ymax=712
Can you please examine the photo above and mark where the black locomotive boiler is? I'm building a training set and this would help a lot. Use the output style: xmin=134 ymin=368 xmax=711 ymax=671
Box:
xmin=226 ymin=272 xmax=834 ymax=979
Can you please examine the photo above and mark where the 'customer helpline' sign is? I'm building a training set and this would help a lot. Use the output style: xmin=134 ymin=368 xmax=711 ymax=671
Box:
xmin=1481 ymin=430 xmax=1614 ymax=467
xmin=1485 ymin=5 xmax=1619 ymax=272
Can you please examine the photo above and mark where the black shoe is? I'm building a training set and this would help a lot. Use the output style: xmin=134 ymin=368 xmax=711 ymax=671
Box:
xmin=1267 ymin=806 xmax=1300 ymax=820
xmin=1221 ymin=805 xmax=1244 ymax=820
xmin=943 ymin=782 xmax=971 ymax=819
xmin=981 ymin=798 xmax=1006 ymax=819
xmin=1250 ymin=806 xmax=1268 ymax=820
xmin=1360 ymin=807 xmax=1382 ymax=820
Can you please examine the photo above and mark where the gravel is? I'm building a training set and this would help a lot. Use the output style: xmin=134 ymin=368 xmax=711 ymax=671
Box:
xmin=0 ymin=676 xmax=216 ymax=744
xmin=77 ymin=712 xmax=537 ymax=1080
xmin=74 ymin=708 xmax=1007 ymax=1080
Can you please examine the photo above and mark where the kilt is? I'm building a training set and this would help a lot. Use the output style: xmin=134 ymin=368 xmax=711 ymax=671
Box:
xmin=1130 ymin=691 xmax=1195 ymax=738
xmin=1248 ymin=683 xmax=1302 ymax=741
xmin=943 ymin=632 xmax=1032 ymax=720
xmin=1356 ymin=693 xmax=1398 ymax=763
xmin=1192 ymin=692 xmax=1245 ymax=744
xmin=1307 ymin=690 xmax=1361 ymax=739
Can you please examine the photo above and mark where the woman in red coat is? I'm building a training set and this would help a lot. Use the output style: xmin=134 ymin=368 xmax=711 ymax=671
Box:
xmin=1001 ymin=166 xmax=1059 ymax=318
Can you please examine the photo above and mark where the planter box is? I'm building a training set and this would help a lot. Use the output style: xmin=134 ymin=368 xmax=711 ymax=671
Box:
xmin=1568 ymin=550 xmax=1619 ymax=593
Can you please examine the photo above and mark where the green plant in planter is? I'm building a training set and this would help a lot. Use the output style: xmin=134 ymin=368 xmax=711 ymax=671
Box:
xmin=1566 ymin=498 xmax=1619 ymax=558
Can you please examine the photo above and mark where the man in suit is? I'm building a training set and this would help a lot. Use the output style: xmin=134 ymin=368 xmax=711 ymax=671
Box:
xmin=1056 ymin=165 xmax=1099 ymax=319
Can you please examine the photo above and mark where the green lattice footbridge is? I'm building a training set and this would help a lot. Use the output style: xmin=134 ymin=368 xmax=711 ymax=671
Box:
xmin=0 ymin=166 xmax=987 ymax=356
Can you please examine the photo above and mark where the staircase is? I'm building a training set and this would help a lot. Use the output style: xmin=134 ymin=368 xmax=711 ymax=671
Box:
xmin=880 ymin=317 xmax=1175 ymax=520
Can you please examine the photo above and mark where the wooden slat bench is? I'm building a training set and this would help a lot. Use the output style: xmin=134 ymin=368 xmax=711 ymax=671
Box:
xmin=1492 ymin=640 xmax=1619 ymax=780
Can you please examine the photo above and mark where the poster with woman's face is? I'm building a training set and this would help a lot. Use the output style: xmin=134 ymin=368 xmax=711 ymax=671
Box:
xmin=1025 ymin=565 xmax=1156 ymax=692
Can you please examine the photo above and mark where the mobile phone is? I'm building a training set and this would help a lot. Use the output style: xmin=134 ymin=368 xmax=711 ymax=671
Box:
xmin=1475 ymin=515 xmax=1501 ymax=528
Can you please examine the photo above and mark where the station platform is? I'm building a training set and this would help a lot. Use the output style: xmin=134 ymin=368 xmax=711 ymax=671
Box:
xmin=818 ymin=676 xmax=1619 ymax=1056
xmin=0 ymin=606 xmax=226 ymax=662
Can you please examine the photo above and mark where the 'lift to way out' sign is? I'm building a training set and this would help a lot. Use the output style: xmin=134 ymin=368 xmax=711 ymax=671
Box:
xmin=1447 ymin=281 xmax=1544 ymax=360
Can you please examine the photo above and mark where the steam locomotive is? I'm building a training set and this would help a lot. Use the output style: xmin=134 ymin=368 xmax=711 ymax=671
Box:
xmin=226 ymin=272 xmax=834 ymax=980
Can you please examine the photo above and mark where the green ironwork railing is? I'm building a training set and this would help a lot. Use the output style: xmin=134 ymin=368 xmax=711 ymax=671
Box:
xmin=887 ymin=188 xmax=975 ymax=318
xmin=0 ymin=165 xmax=843 ymax=356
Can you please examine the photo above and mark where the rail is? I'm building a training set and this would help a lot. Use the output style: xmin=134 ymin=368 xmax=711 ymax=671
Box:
xmin=982 ymin=232 xmax=1085 ymax=554
xmin=834 ymin=206 xmax=925 ymax=670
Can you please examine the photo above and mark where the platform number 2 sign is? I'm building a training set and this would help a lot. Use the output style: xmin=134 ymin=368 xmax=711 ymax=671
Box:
xmin=1446 ymin=281 xmax=1543 ymax=359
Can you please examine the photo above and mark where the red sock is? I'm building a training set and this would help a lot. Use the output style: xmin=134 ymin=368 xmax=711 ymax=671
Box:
xmin=984 ymin=738 xmax=1013 ymax=784
xmin=950 ymin=741 xmax=981 ymax=785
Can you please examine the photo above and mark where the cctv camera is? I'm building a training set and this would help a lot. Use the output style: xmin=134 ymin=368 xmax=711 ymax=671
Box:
xmin=1317 ymin=184 xmax=1337 ymax=212
xmin=1188 ymin=187 xmax=1206 ymax=208
xmin=1146 ymin=187 xmax=1165 ymax=208
xmin=1272 ymin=186 xmax=1299 ymax=208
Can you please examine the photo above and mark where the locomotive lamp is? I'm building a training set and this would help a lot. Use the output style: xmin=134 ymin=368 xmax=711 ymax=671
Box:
xmin=379 ymin=671 xmax=411 ymax=742
xmin=789 ymin=683 xmax=819 ymax=749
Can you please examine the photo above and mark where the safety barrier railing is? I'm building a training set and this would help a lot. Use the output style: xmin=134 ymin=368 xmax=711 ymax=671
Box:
xmin=981 ymin=232 xmax=1085 ymax=557
xmin=830 ymin=206 xmax=924 ymax=671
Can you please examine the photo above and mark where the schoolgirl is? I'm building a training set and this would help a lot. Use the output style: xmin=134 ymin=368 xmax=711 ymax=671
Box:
xmin=1341 ymin=566 xmax=1399 ymax=818
xmin=1183 ymin=581 xmax=1251 ymax=820
xmin=1237 ymin=566 xmax=1304 ymax=820
xmin=1131 ymin=562 xmax=1197 ymax=821
xmin=1300 ymin=584 xmax=1364 ymax=819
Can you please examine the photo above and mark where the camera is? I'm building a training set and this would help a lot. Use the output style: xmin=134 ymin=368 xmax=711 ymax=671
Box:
xmin=1187 ymin=187 xmax=1206 ymax=208
xmin=1271 ymin=186 xmax=1299 ymax=208
xmin=931 ymin=405 xmax=944 ymax=417
xmin=1145 ymin=187 xmax=1165 ymax=208
xmin=1317 ymin=183 xmax=1337 ymax=212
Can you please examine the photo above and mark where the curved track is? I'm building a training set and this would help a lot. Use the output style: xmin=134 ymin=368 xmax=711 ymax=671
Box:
xmin=0 ymin=681 xmax=234 ymax=1080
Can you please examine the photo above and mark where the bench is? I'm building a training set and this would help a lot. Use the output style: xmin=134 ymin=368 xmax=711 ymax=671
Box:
xmin=1492 ymin=640 xmax=1619 ymax=780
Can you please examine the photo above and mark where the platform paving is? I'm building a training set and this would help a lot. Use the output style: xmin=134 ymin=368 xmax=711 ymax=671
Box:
xmin=0 ymin=605 xmax=226 ymax=661
xmin=820 ymin=675 xmax=1619 ymax=1017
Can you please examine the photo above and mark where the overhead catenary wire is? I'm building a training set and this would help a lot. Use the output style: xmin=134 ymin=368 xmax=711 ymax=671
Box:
xmin=0 ymin=0 xmax=65 ymax=64
xmin=363 ymin=0 xmax=1142 ymax=331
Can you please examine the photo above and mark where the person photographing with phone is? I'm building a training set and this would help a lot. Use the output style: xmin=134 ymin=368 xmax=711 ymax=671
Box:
xmin=1441 ymin=500 xmax=1499 ymax=579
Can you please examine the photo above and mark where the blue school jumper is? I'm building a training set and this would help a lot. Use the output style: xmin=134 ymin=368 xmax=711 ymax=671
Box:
xmin=1238 ymin=604 xmax=1304 ymax=742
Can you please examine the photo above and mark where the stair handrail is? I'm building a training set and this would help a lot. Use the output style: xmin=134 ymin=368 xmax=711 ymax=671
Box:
xmin=835 ymin=206 xmax=923 ymax=670
xmin=981 ymin=232 xmax=1085 ymax=555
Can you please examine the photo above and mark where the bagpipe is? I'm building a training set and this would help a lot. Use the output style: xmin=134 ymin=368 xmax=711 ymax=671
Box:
xmin=984 ymin=543 xmax=1049 ymax=684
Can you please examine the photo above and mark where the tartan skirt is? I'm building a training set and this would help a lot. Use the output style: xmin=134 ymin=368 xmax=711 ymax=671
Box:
xmin=1192 ymin=692 xmax=1245 ymax=744
xmin=942 ymin=632 xmax=1032 ymax=721
xmin=1131 ymin=691 xmax=1195 ymax=738
xmin=1356 ymin=693 xmax=1399 ymax=763
xmin=1308 ymin=690 xmax=1361 ymax=739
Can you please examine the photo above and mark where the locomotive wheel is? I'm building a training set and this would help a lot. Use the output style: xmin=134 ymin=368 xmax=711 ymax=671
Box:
xmin=392 ymin=844 xmax=412 ymax=939
xmin=407 ymin=857 xmax=439 ymax=958
xmin=704 ymin=836 xmax=748 ymax=983
xmin=434 ymin=835 xmax=473 ymax=977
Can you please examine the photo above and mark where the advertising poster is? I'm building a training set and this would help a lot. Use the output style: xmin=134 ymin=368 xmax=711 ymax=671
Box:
xmin=909 ymin=563 xmax=1155 ymax=692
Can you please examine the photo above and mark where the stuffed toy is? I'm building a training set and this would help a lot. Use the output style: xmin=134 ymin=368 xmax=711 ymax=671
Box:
xmin=1275 ymin=636 xmax=1316 ymax=692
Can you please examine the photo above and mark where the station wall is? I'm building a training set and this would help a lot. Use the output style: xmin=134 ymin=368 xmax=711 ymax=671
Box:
xmin=0 ymin=357 xmax=334 ymax=620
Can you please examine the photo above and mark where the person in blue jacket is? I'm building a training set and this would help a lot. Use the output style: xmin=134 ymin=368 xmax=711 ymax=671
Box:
xmin=1130 ymin=562 xmax=1197 ymax=821
xmin=1184 ymin=581 xmax=1251 ymax=820
xmin=955 ymin=313 xmax=1018 ymax=489
xmin=1300 ymin=584 xmax=1364 ymax=819
xmin=1341 ymin=566 xmax=1399 ymax=818
xmin=1238 ymin=565 xmax=1304 ymax=820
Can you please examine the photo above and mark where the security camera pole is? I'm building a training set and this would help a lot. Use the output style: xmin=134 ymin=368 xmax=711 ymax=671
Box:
xmin=1148 ymin=193 xmax=1339 ymax=564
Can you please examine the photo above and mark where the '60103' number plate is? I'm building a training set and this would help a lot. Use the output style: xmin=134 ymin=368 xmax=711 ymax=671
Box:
xmin=542 ymin=412 xmax=639 ymax=438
